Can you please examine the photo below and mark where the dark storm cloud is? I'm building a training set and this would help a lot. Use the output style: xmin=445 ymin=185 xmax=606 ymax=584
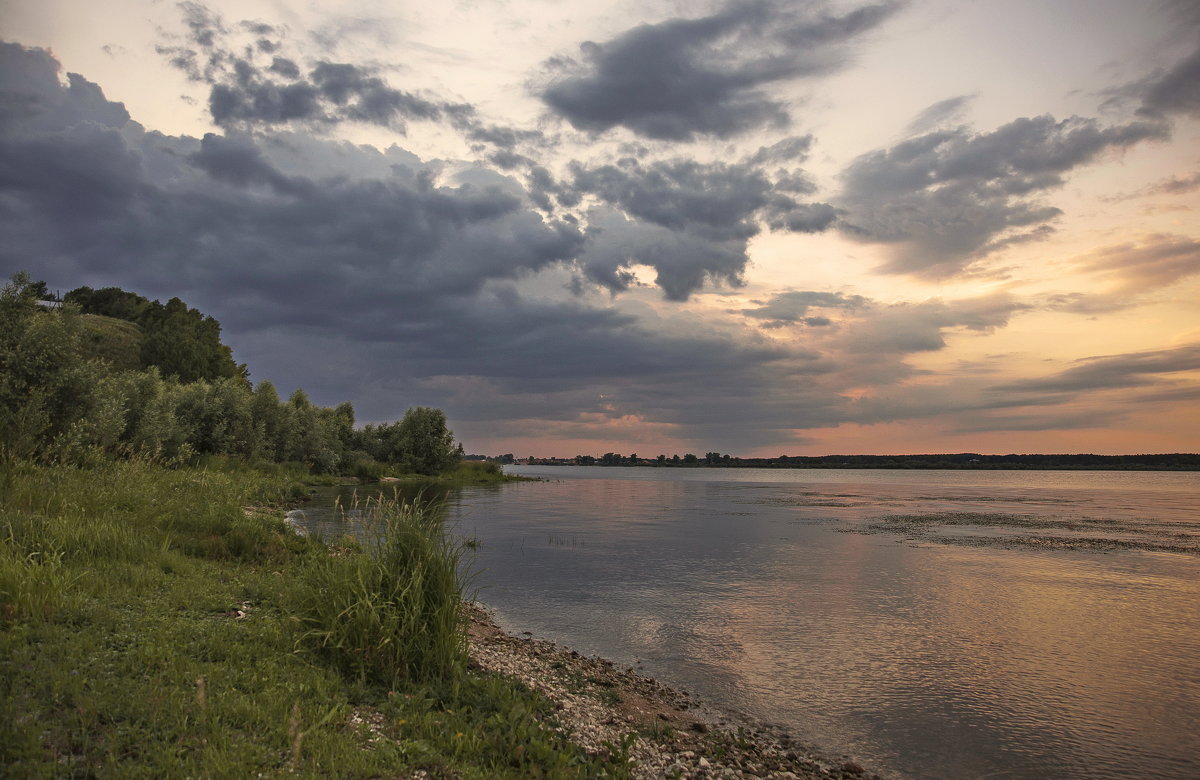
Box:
xmin=158 ymin=2 xmax=474 ymax=135
xmin=0 ymin=40 xmax=852 ymax=450
xmin=203 ymin=53 xmax=462 ymax=132
xmin=540 ymin=0 xmax=898 ymax=140
xmin=573 ymin=209 xmax=751 ymax=300
xmin=836 ymin=114 xmax=1169 ymax=277
xmin=160 ymin=2 xmax=549 ymax=157
xmin=564 ymin=156 xmax=836 ymax=299
xmin=0 ymin=42 xmax=130 ymax=132
xmin=0 ymin=42 xmax=575 ymax=311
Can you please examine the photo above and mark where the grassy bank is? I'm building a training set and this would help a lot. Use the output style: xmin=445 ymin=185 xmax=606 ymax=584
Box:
xmin=0 ymin=459 xmax=625 ymax=778
xmin=373 ymin=460 xmax=538 ymax=487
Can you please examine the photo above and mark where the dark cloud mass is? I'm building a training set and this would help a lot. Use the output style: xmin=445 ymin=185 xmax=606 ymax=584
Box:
xmin=162 ymin=12 xmax=467 ymax=133
xmin=541 ymin=0 xmax=898 ymax=140
xmin=4 ymin=0 xmax=1196 ymax=455
xmin=0 ymin=40 xmax=856 ymax=451
xmin=837 ymin=114 xmax=1170 ymax=276
xmin=561 ymin=155 xmax=836 ymax=299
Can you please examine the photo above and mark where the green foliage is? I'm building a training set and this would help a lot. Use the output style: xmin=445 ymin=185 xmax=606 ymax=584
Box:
xmin=2 ymin=459 xmax=620 ymax=777
xmin=2 ymin=273 xmax=463 ymax=477
xmin=398 ymin=407 xmax=461 ymax=476
xmin=289 ymin=494 xmax=467 ymax=687
xmin=78 ymin=314 xmax=142 ymax=370
xmin=0 ymin=276 xmax=616 ymax=776
xmin=67 ymin=285 xmax=247 ymax=383
xmin=358 ymin=407 xmax=462 ymax=476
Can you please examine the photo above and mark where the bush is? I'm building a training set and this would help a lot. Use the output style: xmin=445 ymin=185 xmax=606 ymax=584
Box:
xmin=346 ymin=452 xmax=387 ymax=481
xmin=289 ymin=494 xmax=468 ymax=687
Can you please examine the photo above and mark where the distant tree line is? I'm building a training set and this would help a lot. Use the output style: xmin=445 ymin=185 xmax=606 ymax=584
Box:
xmin=525 ymin=451 xmax=1199 ymax=471
xmin=1 ymin=273 xmax=461 ymax=476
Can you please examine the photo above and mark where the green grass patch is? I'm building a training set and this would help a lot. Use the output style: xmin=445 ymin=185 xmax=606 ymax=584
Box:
xmin=79 ymin=313 xmax=143 ymax=371
xmin=0 ymin=458 xmax=626 ymax=778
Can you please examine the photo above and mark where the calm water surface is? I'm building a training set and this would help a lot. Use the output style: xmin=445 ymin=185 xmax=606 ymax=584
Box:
xmin=294 ymin=468 xmax=1200 ymax=779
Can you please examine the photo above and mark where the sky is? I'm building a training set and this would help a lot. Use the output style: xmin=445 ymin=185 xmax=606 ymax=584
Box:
xmin=1 ymin=0 xmax=1198 ymax=458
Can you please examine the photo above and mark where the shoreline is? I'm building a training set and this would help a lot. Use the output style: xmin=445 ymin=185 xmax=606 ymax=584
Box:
xmin=466 ymin=603 xmax=884 ymax=780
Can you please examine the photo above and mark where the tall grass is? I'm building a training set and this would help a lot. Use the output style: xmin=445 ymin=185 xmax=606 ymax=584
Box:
xmin=1 ymin=458 xmax=627 ymax=777
xmin=289 ymin=492 xmax=469 ymax=687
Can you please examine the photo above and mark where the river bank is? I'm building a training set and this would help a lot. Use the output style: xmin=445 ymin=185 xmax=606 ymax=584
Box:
xmin=465 ymin=603 xmax=882 ymax=780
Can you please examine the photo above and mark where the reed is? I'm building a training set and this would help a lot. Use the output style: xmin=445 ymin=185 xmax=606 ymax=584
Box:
xmin=289 ymin=491 xmax=469 ymax=687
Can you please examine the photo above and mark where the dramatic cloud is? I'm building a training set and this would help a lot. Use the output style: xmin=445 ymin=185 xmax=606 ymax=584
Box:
xmin=540 ymin=0 xmax=898 ymax=140
xmin=159 ymin=4 xmax=471 ymax=134
xmin=0 ymin=40 xmax=844 ymax=451
xmin=0 ymin=44 xmax=575 ymax=315
xmin=4 ymin=0 xmax=1199 ymax=456
xmin=159 ymin=0 xmax=543 ymax=154
xmin=836 ymin=115 xmax=1169 ymax=276
xmin=549 ymin=152 xmax=836 ymax=299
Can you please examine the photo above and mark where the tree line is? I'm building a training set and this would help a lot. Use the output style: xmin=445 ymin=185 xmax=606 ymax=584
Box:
xmin=0 ymin=273 xmax=461 ymax=476
xmin=529 ymin=451 xmax=1199 ymax=471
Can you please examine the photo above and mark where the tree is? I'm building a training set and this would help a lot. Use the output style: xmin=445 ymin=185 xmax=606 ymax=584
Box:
xmin=68 ymin=286 xmax=246 ymax=384
xmin=397 ymin=407 xmax=460 ymax=475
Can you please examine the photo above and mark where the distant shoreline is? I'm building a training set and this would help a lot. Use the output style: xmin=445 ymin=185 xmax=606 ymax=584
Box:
xmin=509 ymin=453 xmax=1200 ymax=471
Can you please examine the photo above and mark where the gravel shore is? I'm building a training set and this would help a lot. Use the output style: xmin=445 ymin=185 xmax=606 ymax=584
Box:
xmin=466 ymin=603 xmax=884 ymax=780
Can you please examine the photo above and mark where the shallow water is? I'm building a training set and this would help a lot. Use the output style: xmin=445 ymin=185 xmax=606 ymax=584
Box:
xmin=292 ymin=467 xmax=1200 ymax=779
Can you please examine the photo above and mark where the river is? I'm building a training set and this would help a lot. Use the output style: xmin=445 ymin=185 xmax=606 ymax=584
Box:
xmin=290 ymin=466 xmax=1200 ymax=779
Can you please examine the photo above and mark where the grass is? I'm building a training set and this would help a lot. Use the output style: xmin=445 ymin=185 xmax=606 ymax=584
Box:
xmin=0 ymin=457 xmax=627 ymax=778
xmin=289 ymin=492 xmax=468 ymax=687
xmin=79 ymin=313 xmax=142 ymax=371
xmin=375 ymin=460 xmax=537 ymax=487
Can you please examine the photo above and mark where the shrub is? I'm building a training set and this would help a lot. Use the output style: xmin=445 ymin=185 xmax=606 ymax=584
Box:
xmin=289 ymin=494 xmax=468 ymax=687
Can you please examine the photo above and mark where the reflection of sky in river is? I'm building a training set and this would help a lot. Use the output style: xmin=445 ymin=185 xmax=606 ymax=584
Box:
xmin=296 ymin=468 xmax=1200 ymax=779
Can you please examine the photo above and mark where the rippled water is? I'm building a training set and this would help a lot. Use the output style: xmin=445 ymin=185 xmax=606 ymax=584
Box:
xmin=292 ymin=467 xmax=1200 ymax=779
